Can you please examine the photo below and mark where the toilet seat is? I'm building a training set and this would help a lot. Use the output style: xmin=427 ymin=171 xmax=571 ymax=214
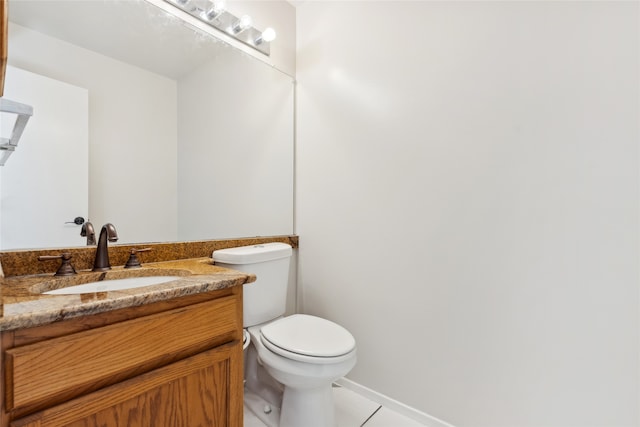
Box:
xmin=260 ymin=314 xmax=356 ymax=364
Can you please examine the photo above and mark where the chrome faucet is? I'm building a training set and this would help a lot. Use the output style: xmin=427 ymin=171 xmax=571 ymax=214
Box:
xmin=92 ymin=223 xmax=118 ymax=271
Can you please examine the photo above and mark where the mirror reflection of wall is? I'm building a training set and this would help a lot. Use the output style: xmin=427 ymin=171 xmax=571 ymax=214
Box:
xmin=1 ymin=0 xmax=294 ymax=250
xmin=177 ymin=47 xmax=294 ymax=241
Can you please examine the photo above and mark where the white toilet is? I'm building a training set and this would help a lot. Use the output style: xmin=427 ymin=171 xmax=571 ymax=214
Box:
xmin=212 ymin=243 xmax=357 ymax=427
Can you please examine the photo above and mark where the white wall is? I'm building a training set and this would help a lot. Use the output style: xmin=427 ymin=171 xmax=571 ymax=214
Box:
xmin=7 ymin=23 xmax=178 ymax=245
xmin=296 ymin=2 xmax=639 ymax=426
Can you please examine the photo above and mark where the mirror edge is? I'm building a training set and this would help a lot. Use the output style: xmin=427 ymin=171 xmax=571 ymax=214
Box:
xmin=0 ymin=0 xmax=5 ymax=96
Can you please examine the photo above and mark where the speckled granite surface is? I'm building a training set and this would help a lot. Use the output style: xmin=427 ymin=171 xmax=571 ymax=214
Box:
xmin=0 ymin=235 xmax=298 ymax=277
xmin=0 ymin=258 xmax=256 ymax=332
xmin=0 ymin=236 xmax=298 ymax=332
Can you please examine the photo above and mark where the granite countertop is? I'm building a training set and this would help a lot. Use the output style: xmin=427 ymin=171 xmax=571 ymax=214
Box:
xmin=0 ymin=257 xmax=256 ymax=332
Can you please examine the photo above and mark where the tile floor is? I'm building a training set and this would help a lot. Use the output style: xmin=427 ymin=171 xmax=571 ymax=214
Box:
xmin=244 ymin=384 xmax=427 ymax=427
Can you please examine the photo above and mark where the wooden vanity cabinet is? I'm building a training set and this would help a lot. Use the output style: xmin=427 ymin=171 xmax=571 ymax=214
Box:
xmin=0 ymin=287 xmax=244 ymax=427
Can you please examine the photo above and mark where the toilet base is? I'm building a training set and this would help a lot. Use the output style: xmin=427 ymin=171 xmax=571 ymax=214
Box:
xmin=245 ymin=388 xmax=281 ymax=427
xmin=246 ymin=384 xmax=336 ymax=427
xmin=280 ymin=383 xmax=336 ymax=427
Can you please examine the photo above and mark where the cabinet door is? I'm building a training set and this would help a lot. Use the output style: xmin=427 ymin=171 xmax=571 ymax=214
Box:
xmin=10 ymin=341 xmax=243 ymax=427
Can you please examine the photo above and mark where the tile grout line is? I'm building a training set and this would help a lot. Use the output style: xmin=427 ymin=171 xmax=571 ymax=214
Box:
xmin=360 ymin=405 xmax=383 ymax=427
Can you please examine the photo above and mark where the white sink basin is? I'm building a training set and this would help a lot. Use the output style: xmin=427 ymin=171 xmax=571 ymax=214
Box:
xmin=43 ymin=276 xmax=183 ymax=295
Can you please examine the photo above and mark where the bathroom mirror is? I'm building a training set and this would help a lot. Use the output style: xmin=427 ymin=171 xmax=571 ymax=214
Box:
xmin=0 ymin=0 xmax=294 ymax=250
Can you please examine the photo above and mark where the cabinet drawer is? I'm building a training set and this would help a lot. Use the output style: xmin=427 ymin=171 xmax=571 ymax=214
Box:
xmin=5 ymin=295 xmax=239 ymax=412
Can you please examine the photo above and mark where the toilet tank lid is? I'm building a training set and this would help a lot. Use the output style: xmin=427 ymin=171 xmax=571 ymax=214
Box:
xmin=212 ymin=242 xmax=292 ymax=264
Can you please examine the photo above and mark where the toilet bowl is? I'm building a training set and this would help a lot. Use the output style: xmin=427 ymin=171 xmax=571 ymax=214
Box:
xmin=247 ymin=315 xmax=357 ymax=427
xmin=243 ymin=329 xmax=251 ymax=350
xmin=213 ymin=243 xmax=357 ymax=427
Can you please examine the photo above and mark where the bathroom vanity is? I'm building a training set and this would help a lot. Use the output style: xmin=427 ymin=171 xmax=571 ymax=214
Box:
xmin=0 ymin=244 xmax=282 ymax=427
xmin=1 ymin=290 xmax=242 ymax=427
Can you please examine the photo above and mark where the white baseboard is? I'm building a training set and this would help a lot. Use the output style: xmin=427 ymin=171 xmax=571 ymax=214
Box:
xmin=335 ymin=377 xmax=455 ymax=427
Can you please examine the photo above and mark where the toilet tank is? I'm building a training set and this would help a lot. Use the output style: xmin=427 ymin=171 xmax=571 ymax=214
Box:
xmin=212 ymin=243 xmax=292 ymax=327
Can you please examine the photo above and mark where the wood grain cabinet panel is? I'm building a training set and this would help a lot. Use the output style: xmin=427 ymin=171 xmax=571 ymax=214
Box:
xmin=10 ymin=342 xmax=242 ymax=427
xmin=5 ymin=296 xmax=238 ymax=412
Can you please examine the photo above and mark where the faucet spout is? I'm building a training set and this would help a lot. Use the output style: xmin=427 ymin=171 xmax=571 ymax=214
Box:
xmin=92 ymin=223 xmax=118 ymax=271
xmin=80 ymin=221 xmax=96 ymax=245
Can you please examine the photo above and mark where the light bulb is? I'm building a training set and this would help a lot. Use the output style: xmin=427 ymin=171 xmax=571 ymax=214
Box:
xmin=232 ymin=15 xmax=252 ymax=33
xmin=204 ymin=0 xmax=225 ymax=20
xmin=255 ymin=27 xmax=276 ymax=45
xmin=262 ymin=27 xmax=276 ymax=42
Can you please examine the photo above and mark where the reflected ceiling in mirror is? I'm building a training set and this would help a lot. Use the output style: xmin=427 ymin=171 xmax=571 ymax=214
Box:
xmin=9 ymin=0 xmax=226 ymax=79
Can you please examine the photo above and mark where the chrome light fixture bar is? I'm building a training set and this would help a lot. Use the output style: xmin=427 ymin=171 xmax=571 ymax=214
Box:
xmin=163 ymin=0 xmax=276 ymax=56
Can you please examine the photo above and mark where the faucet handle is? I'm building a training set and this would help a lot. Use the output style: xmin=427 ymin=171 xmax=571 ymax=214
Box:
xmin=38 ymin=253 xmax=77 ymax=276
xmin=124 ymin=248 xmax=152 ymax=269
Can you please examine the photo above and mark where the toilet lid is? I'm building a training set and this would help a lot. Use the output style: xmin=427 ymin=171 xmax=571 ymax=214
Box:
xmin=260 ymin=314 xmax=356 ymax=358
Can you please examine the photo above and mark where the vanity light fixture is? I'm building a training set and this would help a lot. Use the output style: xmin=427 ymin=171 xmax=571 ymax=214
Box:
xmin=164 ymin=0 xmax=276 ymax=56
